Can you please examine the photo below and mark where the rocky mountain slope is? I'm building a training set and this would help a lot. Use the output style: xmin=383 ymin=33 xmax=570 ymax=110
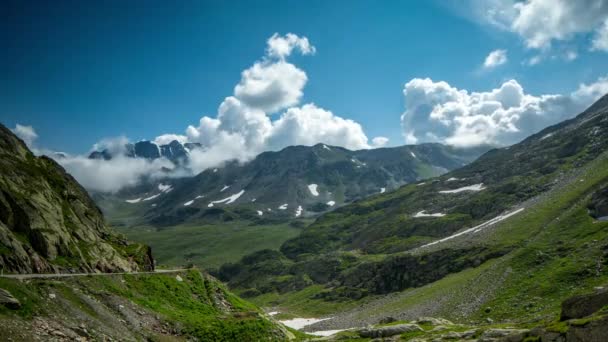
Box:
xmin=218 ymin=94 xmax=608 ymax=330
xmin=0 ymin=123 xmax=293 ymax=341
xmin=0 ymin=270 xmax=293 ymax=341
xmin=102 ymin=143 xmax=487 ymax=227
xmin=0 ymin=124 xmax=153 ymax=274
xmin=89 ymin=139 xmax=201 ymax=164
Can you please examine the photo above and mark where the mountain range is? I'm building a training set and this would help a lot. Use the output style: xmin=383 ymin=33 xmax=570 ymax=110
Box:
xmin=89 ymin=139 xmax=202 ymax=164
xmin=97 ymin=142 xmax=489 ymax=227
xmin=214 ymin=94 xmax=608 ymax=337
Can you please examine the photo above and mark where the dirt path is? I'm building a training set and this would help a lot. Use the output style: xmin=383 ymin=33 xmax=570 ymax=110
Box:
xmin=0 ymin=268 xmax=187 ymax=280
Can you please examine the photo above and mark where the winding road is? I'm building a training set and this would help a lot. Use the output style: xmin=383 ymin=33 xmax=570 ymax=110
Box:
xmin=0 ymin=269 xmax=188 ymax=280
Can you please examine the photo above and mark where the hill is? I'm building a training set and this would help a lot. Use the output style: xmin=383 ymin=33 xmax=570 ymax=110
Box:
xmin=217 ymin=94 xmax=608 ymax=330
xmin=0 ymin=123 xmax=294 ymax=341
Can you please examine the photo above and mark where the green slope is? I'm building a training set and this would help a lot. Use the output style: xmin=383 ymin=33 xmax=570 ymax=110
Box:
xmin=218 ymin=94 xmax=608 ymax=325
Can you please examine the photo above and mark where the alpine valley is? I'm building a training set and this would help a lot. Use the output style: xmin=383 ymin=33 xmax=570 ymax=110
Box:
xmin=3 ymin=2 xmax=608 ymax=340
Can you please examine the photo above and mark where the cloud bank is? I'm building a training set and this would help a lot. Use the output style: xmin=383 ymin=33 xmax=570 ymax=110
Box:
xmin=29 ymin=33 xmax=385 ymax=192
xmin=473 ymin=0 xmax=608 ymax=53
xmin=401 ymin=75 xmax=608 ymax=147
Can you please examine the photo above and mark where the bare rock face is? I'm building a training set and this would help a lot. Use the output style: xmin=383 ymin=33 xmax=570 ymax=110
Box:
xmin=358 ymin=323 xmax=423 ymax=338
xmin=0 ymin=123 xmax=153 ymax=273
xmin=0 ymin=288 xmax=20 ymax=309
xmin=560 ymin=288 xmax=608 ymax=321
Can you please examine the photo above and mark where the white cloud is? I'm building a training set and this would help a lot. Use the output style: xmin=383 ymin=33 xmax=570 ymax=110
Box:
xmin=266 ymin=33 xmax=316 ymax=59
xmin=401 ymin=75 xmax=608 ymax=147
xmin=32 ymin=33 xmax=381 ymax=192
xmin=153 ymin=134 xmax=188 ymax=145
xmin=592 ymin=19 xmax=608 ymax=51
xmin=58 ymin=155 xmax=174 ymax=193
xmin=234 ymin=60 xmax=307 ymax=113
xmin=483 ymin=49 xmax=508 ymax=68
xmin=471 ymin=0 xmax=608 ymax=53
xmin=12 ymin=124 xmax=38 ymax=147
xmin=372 ymin=136 xmax=389 ymax=147
xmin=92 ymin=136 xmax=131 ymax=156
xmin=267 ymin=104 xmax=373 ymax=151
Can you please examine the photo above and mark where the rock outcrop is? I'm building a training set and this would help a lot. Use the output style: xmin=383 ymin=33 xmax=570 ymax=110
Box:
xmin=0 ymin=123 xmax=153 ymax=273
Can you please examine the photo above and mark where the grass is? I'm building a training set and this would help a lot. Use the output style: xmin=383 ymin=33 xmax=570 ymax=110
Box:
xmin=0 ymin=270 xmax=288 ymax=341
xmin=116 ymin=221 xmax=301 ymax=269
xmin=247 ymin=284 xmax=371 ymax=318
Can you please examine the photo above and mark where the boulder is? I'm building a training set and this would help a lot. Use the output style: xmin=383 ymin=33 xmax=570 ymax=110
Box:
xmin=567 ymin=315 xmax=608 ymax=342
xmin=560 ymin=288 xmax=608 ymax=320
xmin=358 ymin=323 xmax=423 ymax=338
xmin=0 ymin=288 xmax=21 ymax=309
xmin=479 ymin=328 xmax=529 ymax=341
xmin=413 ymin=316 xmax=454 ymax=326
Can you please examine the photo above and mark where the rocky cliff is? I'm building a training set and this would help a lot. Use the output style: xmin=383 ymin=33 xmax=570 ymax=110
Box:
xmin=0 ymin=124 xmax=153 ymax=273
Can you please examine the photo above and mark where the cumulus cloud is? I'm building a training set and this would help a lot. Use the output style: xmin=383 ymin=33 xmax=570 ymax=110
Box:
xmin=483 ymin=49 xmax=508 ymax=69
xmin=592 ymin=19 xmax=608 ymax=51
xmin=401 ymin=75 xmax=608 ymax=147
xmin=234 ymin=60 xmax=308 ymax=113
xmin=266 ymin=33 xmax=316 ymax=59
xmin=471 ymin=0 xmax=608 ymax=54
xmin=372 ymin=136 xmax=389 ymax=148
xmin=177 ymin=33 xmax=382 ymax=173
xmin=58 ymin=155 xmax=174 ymax=193
xmin=153 ymin=134 xmax=188 ymax=145
xmin=12 ymin=124 xmax=38 ymax=147
xmin=30 ymin=33 xmax=383 ymax=192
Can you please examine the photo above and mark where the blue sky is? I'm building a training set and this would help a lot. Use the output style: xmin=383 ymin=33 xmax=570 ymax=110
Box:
xmin=2 ymin=0 xmax=608 ymax=155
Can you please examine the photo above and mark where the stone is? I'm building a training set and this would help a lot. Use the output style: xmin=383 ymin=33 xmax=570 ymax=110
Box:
xmin=0 ymin=288 xmax=21 ymax=309
xmin=175 ymin=275 xmax=183 ymax=282
xmin=479 ymin=328 xmax=529 ymax=341
xmin=560 ymin=288 xmax=608 ymax=320
xmin=359 ymin=323 xmax=423 ymax=338
xmin=414 ymin=317 xmax=454 ymax=326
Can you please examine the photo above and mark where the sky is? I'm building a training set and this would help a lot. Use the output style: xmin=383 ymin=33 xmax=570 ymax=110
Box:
xmin=2 ymin=0 xmax=608 ymax=191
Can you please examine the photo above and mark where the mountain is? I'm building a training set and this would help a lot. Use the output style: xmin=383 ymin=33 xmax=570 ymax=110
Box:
xmin=218 ymin=94 xmax=608 ymax=329
xmin=0 ymin=123 xmax=291 ymax=341
xmin=0 ymin=124 xmax=153 ymax=273
xmin=105 ymin=143 xmax=488 ymax=227
xmin=88 ymin=139 xmax=202 ymax=164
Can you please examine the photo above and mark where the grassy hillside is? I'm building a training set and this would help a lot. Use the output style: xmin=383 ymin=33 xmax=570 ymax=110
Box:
xmin=117 ymin=221 xmax=303 ymax=269
xmin=0 ymin=270 xmax=293 ymax=341
xmin=217 ymin=94 xmax=608 ymax=328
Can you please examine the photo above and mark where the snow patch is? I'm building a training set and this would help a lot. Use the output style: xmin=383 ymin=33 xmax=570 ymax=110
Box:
xmin=184 ymin=200 xmax=194 ymax=206
xmin=540 ymin=132 xmax=554 ymax=140
xmin=213 ymin=168 xmax=218 ymax=173
xmin=417 ymin=182 xmax=426 ymax=186
xmin=268 ymin=311 xmax=279 ymax=316
xmin=295 ymin=205 xmax=303 ymax=217
xmin=322 ymin=144 xmax=331 ymax=151
xmin=380 ymin=187 xmax=386 ymax=194
xmin=278 ymin=204 xmax=288 ymax=210
xmin=414 ymin=210 xmax=446 ymax=218
xmin=308 ymin=184 xmax=319 ymax=196
xmin=125 ymin=198 xmax=141 ymax=204
xmin=195 ymin=195 xmax=205 ymax=199
xmin=446 ymin=177 xmax=460 ymax=182
xmin=421 ymin=208 xmax=525 ymax=248
xmin=327 ymin=200 xmax=336 ymax=207
xmin=257 ymin=210 xmax=264 ymax=216
xmin=220 ymin=185 xmax=230 ymax=192
xmin=439 ymin=183 xmax=485 ymax=194
xmin=251 ymin=198 xmax=257 ymax=202
xmin=207 ymin=190 xmax=245 ymax=207
xmin=143 ymin=194 xmax=160 ymax=201
xmin=158 ymin=184 xmax=172 ymax=192
xmin=410 ymin=151 xmax=417 ymax=158
xmin=280 ymin=318 xmax=329 ymax=330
